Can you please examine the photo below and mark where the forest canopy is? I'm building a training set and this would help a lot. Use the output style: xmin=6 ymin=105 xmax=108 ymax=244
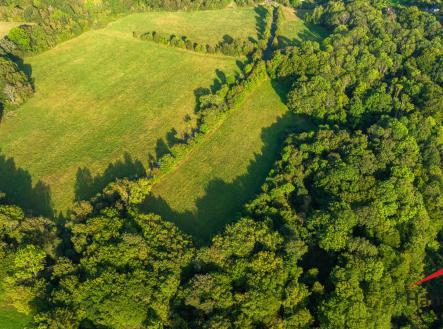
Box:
xmin=0 ymin=0 xmax=442 ymax=328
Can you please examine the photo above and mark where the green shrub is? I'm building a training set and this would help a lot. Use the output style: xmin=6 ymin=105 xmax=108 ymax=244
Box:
xmin=7 ymin=27 xmax=31 ymax=51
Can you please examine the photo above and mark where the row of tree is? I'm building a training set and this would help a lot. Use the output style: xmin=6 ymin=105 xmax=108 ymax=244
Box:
xmin=135 ymin=30 xmax=257 ymax=56
xmin=151 ymin=59 xmax=268 ymax=177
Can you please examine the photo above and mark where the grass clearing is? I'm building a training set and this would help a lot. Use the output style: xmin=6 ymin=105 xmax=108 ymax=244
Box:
xmin=108 ymin=7 xmax=260 ymax=44
xmin=0 ymin=22 xmax=22 ymax=37
xmin=0 ymin=21 xmax=240 ymax=213
xmin=143 ymin=80 xmax=305 ymax=243
xmin=278 ymin=7 xmax=329 ymax=47
xmin=0 ymin=307 xmax=30 ymax=329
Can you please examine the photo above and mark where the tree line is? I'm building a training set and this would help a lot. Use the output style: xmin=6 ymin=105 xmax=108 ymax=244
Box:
xmin=133 ymin=4 xmax=279 ymax=56
xmin=134 ymin=30 xmax=258 ymax=57
xmin=150 ymin=59 xmax=268 ymax=178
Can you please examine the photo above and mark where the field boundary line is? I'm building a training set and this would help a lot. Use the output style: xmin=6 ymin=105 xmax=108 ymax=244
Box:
xmin=150 ymin=78 xmax=268 ymax=188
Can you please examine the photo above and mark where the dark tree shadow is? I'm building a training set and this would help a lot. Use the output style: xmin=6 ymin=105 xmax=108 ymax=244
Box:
xmin=222 ymin=34 xmax=234 ymax=44
xmin=166 ymin=128 xmax=181 ymax=146
xmin=75 ymin=152 xmax=146 ymax=201
xmin=215 ymin=69 xmax=227 ymax=84
xmin=277 ymin=35 xmax=299 ymax=48
xmin=276 ymin=21 xmax=330 ymax=49
xmin=207 ymin=69 xmax=227 ymax=93
xmin=255 ymin=5 xmax=268 ymax=40
xmin=210 ymin=79 xmax=222 ymax=94
xmin=297 ymin=28 xmax=325 ymax=43
xmin=155 ymin=138 xmax=170 ymax=160
xmin=236 ymin=59 xmax=246 ymax=71
xmin=142 ymin=82 xmax=313 ymax=244
xmin=0 ymin=152 xmax=53 ymax=217
xmin=248 ymin=36 xmax=258 ymax=44
xmin=271 ymin=79 xmax=291 ymax=103
xmin=17 ymin=61 xmax=33 ymax=88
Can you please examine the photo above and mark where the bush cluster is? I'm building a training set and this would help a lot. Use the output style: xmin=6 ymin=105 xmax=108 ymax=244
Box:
xmin=0 ymin=36 xmax=34 ymax=112
xmin=0 ymin=55 xmax=33 ymax=113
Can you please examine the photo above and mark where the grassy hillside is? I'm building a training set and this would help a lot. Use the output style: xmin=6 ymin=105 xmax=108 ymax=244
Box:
xmin=143 ymin=80 xmax=305 ymax=243
xmin=278 ymin=7 xmax=329 ymax=47
xmin=108 ymin=7 xmax=260 ymax=44
xmin=0 ymin=21 xmax=241 ymax=213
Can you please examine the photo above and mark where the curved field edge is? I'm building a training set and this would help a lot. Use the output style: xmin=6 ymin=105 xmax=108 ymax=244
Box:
xmin=143 ymin=79 xmax=305 ymax=243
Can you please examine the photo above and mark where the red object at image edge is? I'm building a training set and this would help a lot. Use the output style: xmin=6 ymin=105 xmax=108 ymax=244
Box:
xmin=415 ymin=269 xmax=443 ymax=286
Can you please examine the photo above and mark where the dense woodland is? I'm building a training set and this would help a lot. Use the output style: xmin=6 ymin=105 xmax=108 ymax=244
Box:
xmin=0 ymin=0 xmax=442 ymax=328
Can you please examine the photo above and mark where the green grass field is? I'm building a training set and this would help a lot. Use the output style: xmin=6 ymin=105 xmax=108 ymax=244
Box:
xmin=108 ymin=7 xmax=260 ymax=44
xmin=0 ymin=307 xmax=30 ymax=329
xmin=143 ymin=80 xmax=304 ymax=243
xmin=0 ymin=18 xmax=241 ymax=213
xmin=278 ymin=7 xmax=329 ymax=47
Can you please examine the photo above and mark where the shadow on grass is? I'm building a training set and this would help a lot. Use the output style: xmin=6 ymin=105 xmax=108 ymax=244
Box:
xmin=255 ymin=5 xmax=268 ymax=40
xmin=142 ymin=111 xmax=308 ymax=245
xmin=75 ymin=64 xmax=241 ymax=204
xmin=75 ymin=152 xmax=146 ymax=201
xmin=0 ymin=152 xmax=53 ymax=217
xmin=142 ymin=82 xmax=311 ymax=244
xmin=277 ymin=21 xmax=330 ymax=49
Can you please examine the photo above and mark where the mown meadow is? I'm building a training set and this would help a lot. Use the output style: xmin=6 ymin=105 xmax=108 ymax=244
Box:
xmin=0 ymin=12 xmax=246 ymax=212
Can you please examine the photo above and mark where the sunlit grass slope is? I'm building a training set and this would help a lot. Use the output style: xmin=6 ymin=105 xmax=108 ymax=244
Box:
xmin=144 ymin=80 xmax=302 ymax=243
xmin=278 ymin=7 xmax=329 ymax=47
xmin=0 ymin=22 xmax=240 ymax=212
xmin=108 ymin=7 xmax=260 ymax=44
xmin=0 ymin=22 xmax=22 ymax=37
